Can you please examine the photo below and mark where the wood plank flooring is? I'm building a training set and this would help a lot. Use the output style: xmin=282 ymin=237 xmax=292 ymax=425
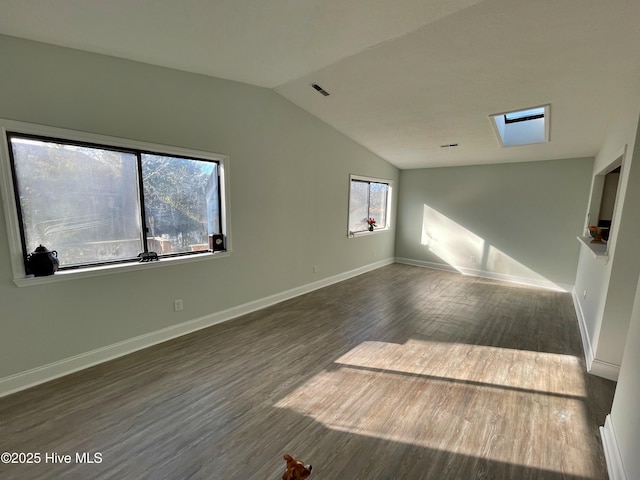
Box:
xmin=0 ymin=264 xmax=616 ymax=479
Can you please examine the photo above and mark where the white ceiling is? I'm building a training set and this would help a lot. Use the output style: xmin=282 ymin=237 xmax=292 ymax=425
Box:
xmin=1 ymin=0 xmax=639 ymax=169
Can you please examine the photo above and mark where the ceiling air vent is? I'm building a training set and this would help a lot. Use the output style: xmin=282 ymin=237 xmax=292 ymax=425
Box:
xmin=312 ymin=83 xmax=330 ymax=96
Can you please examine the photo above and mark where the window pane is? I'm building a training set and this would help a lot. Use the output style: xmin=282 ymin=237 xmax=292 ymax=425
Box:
xmin=369 ymin=182 xmax=388 ymax=228
xmin=10 ymin=137 xmax=143 ymax=267
xmin=349 ymin=180 xmax=369 ymax=232
xmin=141 ymin=154 xmax=218 ymax=254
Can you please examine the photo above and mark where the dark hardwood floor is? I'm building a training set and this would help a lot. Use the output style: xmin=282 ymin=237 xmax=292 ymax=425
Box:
xmin=0 ymin=264 xmax=616 ymax=479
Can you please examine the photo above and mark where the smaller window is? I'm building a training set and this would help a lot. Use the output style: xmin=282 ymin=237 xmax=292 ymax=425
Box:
xmin=348 ymin=175 xmax=392 ymax=235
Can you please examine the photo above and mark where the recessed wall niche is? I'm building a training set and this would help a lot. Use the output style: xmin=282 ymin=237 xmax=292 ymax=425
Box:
xmin=586 ymin=147 xmax=625 ymax=244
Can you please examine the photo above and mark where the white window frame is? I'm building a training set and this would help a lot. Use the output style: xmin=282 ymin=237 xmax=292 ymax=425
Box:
xmin=0 ymin=118 xmax=231 ymax=286
xmin=347 ymin=174 xmax=393 ymax=237
xmin=583 ymin=144 xmax=626 ymax=254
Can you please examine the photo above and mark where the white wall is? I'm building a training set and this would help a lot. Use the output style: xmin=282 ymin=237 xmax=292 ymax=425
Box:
xmin=572 ymin=94 xmax=640 ymax=479
xmin=395 ymin=158 xmax=593 ymax=289
xmin=0 ymin=35 xmax=398 ymax=388
xmin=574 ymin=99 xmax=640 ymax=379
xmin=606 ymin=272 xmax=640 ymax=480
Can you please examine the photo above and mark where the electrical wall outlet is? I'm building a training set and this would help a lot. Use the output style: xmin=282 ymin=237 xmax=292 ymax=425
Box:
xmin=174 ymin=299 xmax=183 ymax=311
xmin=313 ymin=265 xmax=318 ymax=274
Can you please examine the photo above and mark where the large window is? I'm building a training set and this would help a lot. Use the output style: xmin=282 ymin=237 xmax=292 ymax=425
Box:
xmin=348 ymin=175 xmax=392 ymax=235
xmin=3 ymin=124 xmax=228 ymax=276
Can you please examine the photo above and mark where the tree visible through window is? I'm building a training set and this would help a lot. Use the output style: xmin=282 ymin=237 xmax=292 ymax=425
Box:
xmin=141 ymin=153 xmax=220 ymax=255
xmin=8 ymin=133 xmax=224 ymax=271
xmin=348 ymin=176 xmax=390 ymax=234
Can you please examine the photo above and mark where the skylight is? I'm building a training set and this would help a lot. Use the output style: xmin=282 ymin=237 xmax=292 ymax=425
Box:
xmin=490 ymin=105 xmax=550 ymax=147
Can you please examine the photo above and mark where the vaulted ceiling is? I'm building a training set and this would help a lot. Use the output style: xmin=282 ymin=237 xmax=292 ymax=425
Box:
xmin=1 ymin=0 xmax=639 ymax=169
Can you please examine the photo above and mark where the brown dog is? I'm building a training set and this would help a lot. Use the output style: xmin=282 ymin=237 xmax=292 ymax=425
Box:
xmin=282 ymin=454 xmax=312 ymax=480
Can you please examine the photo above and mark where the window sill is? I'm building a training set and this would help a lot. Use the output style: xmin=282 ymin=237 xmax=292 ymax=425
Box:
xmin=348 ymin=228 xmax=391 ymax=238
xmin=13 ymin=251 xmax=231 ymax=287
xmin=577 ymin=236 xmax=608 ymax=261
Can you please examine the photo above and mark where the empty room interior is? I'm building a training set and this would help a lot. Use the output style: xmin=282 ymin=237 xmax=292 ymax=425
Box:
xmin=0 ymin=1 xmax=639 ymax=479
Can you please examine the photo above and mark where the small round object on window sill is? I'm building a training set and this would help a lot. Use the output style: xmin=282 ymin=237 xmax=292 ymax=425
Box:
xmin=26 ymin=244 xmax=59 ymax=276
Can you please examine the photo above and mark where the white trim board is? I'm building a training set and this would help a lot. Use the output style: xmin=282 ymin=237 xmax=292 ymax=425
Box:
xmin=571 ymin=289 xmax=620 ymax=381
xmin=0 ymin=258 xmax=394 ymax=398
xmin=572 ymin=289 xmax=596 ymax=370
xmin=395 ymin=257 xmax=573 ymax=292
xmin=600 ymin=415 xmax=628 ymax=480
xmin=590 ymin=358 xmax=621 ymax=382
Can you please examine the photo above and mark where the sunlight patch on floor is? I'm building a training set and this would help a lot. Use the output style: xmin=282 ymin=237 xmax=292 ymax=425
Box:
xmin=274 ymin=339 xmax=595 ymax=477
xmin=334 ymin=340 xmax=587 ymax=398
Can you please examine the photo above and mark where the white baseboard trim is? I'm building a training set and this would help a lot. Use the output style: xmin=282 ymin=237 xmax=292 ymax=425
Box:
xmin=395 ymin=257 xmax=573 ymax=292
xmin=394 ymin=257 xmax=458 ymax=273
xmin=601 ymin=415 xmax=628 ymax=480
xmin=572 ymin=289 xmax=595 ymax=370
xmin=0 ymin=258 xmax=394 ymax=398
xmin=571 ymin=289 xmax=620 ymax=381
xmin=590 ymin=359 xmax=620 ymax=382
